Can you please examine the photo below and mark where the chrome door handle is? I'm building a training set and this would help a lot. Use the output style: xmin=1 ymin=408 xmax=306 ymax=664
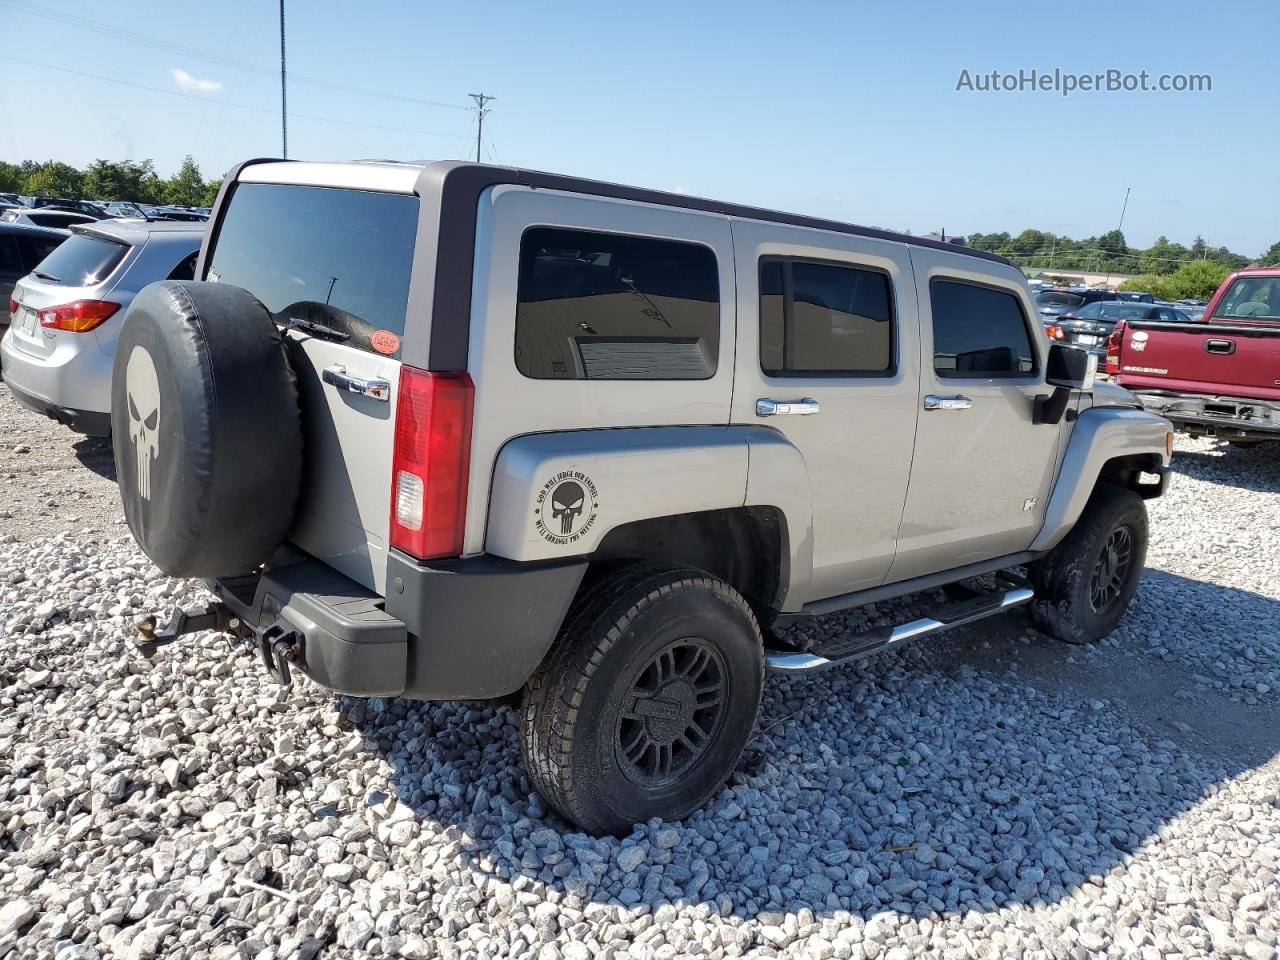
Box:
xmin=322 ymin=365 xmax=391 ymax=401
xmin=756 ymin=397 xmax=820 ymax=417
xmin=924 ymin=394 xmax=973 ymax=411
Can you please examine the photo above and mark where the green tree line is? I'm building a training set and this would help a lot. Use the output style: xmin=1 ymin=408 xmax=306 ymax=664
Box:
xmin=964 ymin=228 xmax=1279 ymax=273
xmin=0 ymin=157 xmax=221 ymax=207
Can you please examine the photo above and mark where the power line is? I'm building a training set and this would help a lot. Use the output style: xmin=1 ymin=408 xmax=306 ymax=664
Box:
xmin=0 ymin=55 xmax=472 ymax=141
xmin=468 ymin=93 xmax=495 ymax=163
xmin=0 ymin=0 xmax=469 ymax=113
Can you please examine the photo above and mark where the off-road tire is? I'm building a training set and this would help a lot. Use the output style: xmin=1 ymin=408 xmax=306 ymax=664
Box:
xmin=520 ymin=563 xmax=764 ymax=835
xmin=1029 ymin=485 xmax=1148 ymax=644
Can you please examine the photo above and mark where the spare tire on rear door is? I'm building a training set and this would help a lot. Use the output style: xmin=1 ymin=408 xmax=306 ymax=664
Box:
xmin=111 ymin=280 xmax=302 ymax=577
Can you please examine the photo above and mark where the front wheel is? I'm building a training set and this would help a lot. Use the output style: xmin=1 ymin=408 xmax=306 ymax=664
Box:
xmin=520 ymin=564 xmax=764 ymax=835
xmin=1028 ymin=485 xmax=1148 ymax=644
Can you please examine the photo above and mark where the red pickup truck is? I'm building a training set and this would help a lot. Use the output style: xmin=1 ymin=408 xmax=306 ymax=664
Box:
xmin=1107 ymin=267 xmax=1280 ymax=443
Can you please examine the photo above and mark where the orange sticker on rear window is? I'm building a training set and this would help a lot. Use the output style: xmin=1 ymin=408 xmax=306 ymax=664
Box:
xmin=371 ymin=330 xmax=400 ymax=355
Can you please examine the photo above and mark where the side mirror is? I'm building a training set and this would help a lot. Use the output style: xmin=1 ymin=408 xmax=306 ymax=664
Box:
xmin=1046 ymin=343 xmax=1098 ymax=391
xmin=1034 ymin=344 xmax=1098 ymax=425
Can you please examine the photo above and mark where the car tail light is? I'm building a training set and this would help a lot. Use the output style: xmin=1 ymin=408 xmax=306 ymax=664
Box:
xmin=8 ymin=297 xmax=16 ymax=320
xmin=389 ymin=367 xmax=474 ymax=561
xmin=38 ymin=299 xmax=121 ymax=333
xmin=1045 ymin=324 xmax=1067 ymax=341
xmin=1105 ymin=321 xmax=1126 ymax=374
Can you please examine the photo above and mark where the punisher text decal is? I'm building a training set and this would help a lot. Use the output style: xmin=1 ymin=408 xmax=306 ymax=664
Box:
xmin=535 ymin=471 xmax=599 ymax=546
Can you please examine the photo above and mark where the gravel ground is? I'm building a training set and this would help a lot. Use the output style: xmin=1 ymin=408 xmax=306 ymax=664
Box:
xmin=2 ymin=385 xmax=1279 ymax=960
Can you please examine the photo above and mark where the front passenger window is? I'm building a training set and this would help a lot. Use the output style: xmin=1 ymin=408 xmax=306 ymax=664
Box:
xmin=931 ymin=279 xmax=1035 ymax=378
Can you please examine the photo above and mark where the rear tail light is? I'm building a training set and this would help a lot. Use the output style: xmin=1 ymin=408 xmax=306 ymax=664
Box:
xmin=8 ymin=298 xmax=16 ymax=320
xmin=389 ymin=367 xmax=474 ymax=561
xmin=38 ymin=299 xmax=121 ymax=333
xmin=1105 ymin=321 xmax=1126 ymax=374
xmin=1045 ymin=324 xmax=1067 ymax=341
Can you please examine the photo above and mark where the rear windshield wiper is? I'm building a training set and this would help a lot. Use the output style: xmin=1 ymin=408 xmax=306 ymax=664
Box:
xmin=278 ymin=316 xmax=350 ymax=342
xmin=33 ymin=271 xmax=61 ymax=282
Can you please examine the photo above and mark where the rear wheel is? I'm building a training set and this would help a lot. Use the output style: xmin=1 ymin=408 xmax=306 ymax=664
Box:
xmin=1029 ymin=485 xmax=1148 ymax=644
xmin=520 ymin=563 xmax=763 ymax=835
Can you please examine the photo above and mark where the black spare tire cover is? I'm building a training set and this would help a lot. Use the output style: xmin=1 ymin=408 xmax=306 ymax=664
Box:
xmin=111 ymin=281 xmax=302 ymax=577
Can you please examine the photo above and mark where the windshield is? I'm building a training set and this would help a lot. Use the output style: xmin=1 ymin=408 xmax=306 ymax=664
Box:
xmin=1037 ymin=291 xmax=1082 ymax=308
xmin=207 ymin=182 xmax=418 ymax=357
xmin=30 ymin=233 xmax=129 ymax=286
xmin=1213 ymin=277 xmax=1280 ymax=320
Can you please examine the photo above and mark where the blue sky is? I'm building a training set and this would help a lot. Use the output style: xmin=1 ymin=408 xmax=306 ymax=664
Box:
xmin=1 ymin=0 xmax=1276 ymax=255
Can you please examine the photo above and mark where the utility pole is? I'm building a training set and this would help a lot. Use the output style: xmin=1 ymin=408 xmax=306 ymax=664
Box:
xmin=468 ymin=93 xmax=495 ymax=162
xmin=279 ymin=0 xmax=288 ymax=158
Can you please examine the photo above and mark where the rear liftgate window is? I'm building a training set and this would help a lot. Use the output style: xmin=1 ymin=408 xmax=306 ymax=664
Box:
xmin=206 ymin=182 xmax=418 ymax=357
xmin=30 ymin=234 xmax=128 ymax=286
xmin=515 ymin=226 xmax=720 ymax=380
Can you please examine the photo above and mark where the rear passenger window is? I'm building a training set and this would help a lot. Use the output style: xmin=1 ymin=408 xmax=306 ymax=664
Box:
xmin=760 ymin=259 xmax=894 ymax=376
xmin=931 ymin=279 xmax=1036 ymax=378
xmin=516 ymin=227 xmax=719 ymax=380
xmin=168 ymin=252 xmax=198 ymax=281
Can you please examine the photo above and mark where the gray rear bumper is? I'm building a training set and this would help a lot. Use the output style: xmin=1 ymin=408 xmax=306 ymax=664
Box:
xmin=210 ymin=550 xmax=586 ymax=700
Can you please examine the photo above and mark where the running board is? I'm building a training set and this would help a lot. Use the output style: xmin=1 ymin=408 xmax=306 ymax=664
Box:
xmin=764 ymin=583 xmax=1034 ymax=674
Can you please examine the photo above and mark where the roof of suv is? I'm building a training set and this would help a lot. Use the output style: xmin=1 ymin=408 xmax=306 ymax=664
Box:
xmin=235 ymin=159 xmax=1014 ymax=268
xmin=71 ymin=219 xmax=204 ymax=245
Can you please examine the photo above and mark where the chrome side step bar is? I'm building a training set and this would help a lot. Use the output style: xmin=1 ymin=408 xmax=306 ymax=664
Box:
xmin=764 ymin=585 xmax=1034 ymax=674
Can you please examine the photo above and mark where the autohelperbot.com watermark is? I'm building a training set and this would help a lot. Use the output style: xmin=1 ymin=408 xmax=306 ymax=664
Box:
xmin=955 ymin=68 xmax=1211 ymax=96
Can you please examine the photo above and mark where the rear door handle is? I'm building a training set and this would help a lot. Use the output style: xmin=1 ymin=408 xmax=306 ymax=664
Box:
xmin=322 ymin=364 xmax=391 ymax=401
xmin=924 ymin=394 xmax=973 ymax=411
xmin=756 ymin=398 xmax=820 ymax=417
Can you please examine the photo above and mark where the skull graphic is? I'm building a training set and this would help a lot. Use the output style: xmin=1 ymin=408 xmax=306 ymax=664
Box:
xmin=126 ymin=346 xmax=161 ymax=501
xmin=550 ymin=481 xmax=585 ymax=535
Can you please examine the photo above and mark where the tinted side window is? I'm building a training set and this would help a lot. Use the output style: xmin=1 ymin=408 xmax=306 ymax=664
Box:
xmin=516 ymin=227 xmax=719 ymax=380
xmin=0 ymin=236 xmax=21 ymax=278
xmin=760 ymin=259 xmax=894 ymax=376
xmin=208 ymin=183 xmax=419 ymax=357
xmin=931 ymin=279 xmax=1035 ymax=378
xmin=168 ymin=252 xmax=198 ymax=281
xmin=17 ymin=235 xmax=64 ymax=271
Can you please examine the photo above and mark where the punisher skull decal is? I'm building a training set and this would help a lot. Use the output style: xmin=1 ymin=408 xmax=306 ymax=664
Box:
xmin=535 ymin=471 xmax=599 ymax=545
xmin=125 ymin=346 xmax=161 ymax=501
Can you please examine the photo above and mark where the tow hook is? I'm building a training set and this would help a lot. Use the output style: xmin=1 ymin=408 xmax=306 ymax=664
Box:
xmin=135 ymin=605 xmax=299 ymax=692
xmin=135 ymin=604 xmax=233 ymax=652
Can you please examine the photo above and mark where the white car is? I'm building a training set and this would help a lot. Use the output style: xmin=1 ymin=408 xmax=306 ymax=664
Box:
xmin=1 ymin=208 xmax=99 ymax=230
xmin=2 ymin=220 xmax=203 ymax=436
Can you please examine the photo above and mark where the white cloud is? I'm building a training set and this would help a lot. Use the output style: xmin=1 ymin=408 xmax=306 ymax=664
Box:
xmin=171 ymin=68 xmax=223 ymax=94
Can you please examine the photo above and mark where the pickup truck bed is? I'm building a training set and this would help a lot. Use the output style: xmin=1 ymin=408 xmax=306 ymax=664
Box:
xmin=1113 ymin=319 xmax=1280 ymax=440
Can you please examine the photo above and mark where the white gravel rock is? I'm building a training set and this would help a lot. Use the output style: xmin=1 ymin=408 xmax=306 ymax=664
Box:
xmin=0 ymin=436 xmax=1277 ymax=960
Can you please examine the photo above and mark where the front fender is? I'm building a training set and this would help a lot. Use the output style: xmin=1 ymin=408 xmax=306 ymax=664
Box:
xmin=1031 ymin=407 xmax=1171 ymax=553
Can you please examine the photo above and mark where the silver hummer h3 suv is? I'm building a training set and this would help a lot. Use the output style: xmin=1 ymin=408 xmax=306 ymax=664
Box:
xmin=113 ymin=160 xmax=1173 ymax=834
